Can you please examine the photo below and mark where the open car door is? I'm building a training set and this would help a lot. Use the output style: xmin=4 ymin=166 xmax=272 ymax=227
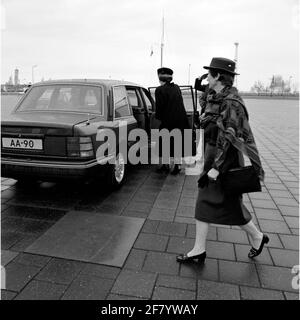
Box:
xmin=148 ymin=85 xmax=199 ymax=156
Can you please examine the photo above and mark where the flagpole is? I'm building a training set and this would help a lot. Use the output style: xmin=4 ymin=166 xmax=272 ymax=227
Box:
xmin=160 ymin=14 xmax=164 ymax=67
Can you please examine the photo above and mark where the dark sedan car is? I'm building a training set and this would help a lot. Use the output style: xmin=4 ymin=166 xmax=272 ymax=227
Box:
xmin=1 ymin=79 xmax=198 ymax=187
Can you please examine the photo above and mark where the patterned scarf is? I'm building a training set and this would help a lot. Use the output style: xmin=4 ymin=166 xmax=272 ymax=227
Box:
xmin=204 ymin=86 xmax=265 ymax=181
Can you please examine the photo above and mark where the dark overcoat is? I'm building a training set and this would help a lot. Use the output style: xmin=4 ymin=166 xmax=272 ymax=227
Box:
xmin=155 ymin=82 xmax=190 ymax=131
xmin=154 ymin=82 xmax=190 ymax=158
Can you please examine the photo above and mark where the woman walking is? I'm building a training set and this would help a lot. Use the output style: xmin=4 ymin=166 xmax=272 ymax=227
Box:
xmin=177 ymin=57 xmax=269 ymax=264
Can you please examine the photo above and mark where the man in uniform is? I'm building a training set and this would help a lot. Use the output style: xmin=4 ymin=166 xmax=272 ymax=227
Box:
xmin=155 ymin=67 xmax=190 ymax=174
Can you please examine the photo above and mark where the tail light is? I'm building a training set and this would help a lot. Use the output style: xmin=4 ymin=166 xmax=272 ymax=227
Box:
xmin=67 ymin=136 xmax=94 ymax=158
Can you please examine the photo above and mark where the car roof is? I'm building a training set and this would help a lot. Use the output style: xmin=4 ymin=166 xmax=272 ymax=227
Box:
xmin=32 ymin=79 xmax=142 ymax=88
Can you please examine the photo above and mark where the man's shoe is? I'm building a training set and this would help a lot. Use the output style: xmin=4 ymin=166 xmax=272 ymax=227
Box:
xmin=248 ymin=234 xmax=269 ymax=258
xmin=176 ymin=251 xmax=206 ymax=264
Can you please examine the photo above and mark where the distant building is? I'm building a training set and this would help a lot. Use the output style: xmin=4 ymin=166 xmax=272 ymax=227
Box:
xmin=14 ymin=68 xmax=19 ymax=85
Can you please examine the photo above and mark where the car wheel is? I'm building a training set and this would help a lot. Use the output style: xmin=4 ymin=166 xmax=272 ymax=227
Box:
xmin=107 ymin=153 xmax=126 ymax=188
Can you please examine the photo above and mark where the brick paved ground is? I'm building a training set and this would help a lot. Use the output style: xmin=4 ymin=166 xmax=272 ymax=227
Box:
xmin=1 ymin=98 xmax=299 ymax=300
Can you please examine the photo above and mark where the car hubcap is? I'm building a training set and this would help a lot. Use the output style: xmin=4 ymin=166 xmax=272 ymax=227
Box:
xmin=114 ymin=154 xmax=125 ymax=183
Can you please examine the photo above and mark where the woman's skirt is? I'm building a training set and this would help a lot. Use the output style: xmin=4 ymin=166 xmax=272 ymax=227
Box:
xmin=195 ymin=179 xmax=252 ymax=225
xmin=195 ymin=142 xmax=252 ymax=226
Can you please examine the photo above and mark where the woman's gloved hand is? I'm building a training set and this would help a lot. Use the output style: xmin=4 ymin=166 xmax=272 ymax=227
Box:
xmin=207 ymin=168 xmax=219 ymax=181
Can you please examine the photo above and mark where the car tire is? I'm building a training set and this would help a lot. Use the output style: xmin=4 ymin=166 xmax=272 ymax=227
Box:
xmin=106 ymin=153 xmax=126 ymax=189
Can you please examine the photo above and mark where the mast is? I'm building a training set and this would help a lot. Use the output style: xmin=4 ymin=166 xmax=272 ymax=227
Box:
xmin=160 ymin=14 xmax=164 ymax=67
xmin=234 ymin=42 xmax=239 ymax=88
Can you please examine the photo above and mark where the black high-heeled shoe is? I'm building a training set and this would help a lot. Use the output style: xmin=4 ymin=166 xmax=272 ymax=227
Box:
xmin=248 ymin=234 xmax=269 ymax=258
xmin=176 ymin=251 xmax=206 ymax=264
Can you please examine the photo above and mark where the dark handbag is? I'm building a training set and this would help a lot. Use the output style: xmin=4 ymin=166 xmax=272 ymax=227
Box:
xmin=221 ymin=165 xmax=261 ymax=195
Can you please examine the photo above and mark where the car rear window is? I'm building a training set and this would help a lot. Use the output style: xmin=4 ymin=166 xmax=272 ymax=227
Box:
xmin=17 ymin=85 xmax=103 ymax=114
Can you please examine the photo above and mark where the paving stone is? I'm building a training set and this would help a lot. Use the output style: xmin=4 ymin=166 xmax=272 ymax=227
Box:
xmin=240 ymin=286 xmax=285 ymax=300
xmin=134 ymin=233 xmax=169 ymax=252
xmin=153 ymin=192 xmax=179 ymax=209
xmin=152 ymin=286 xmax=195 ymax=300
xmin=156 ymin=221 xmax=187 ymax=237
xmin=13 ymin=253 xmax=51 ymax=268
xmin=5 ymin=262 xmax=41 ymax=292
xmin=234 ymin=244 xmax=273 ymax=265
xmin=269 ymin=190 xmax=294 ymax=198
xmin=111 ymin=269 xmax=157 ymax=299
xmin=256 ymin=265 xmax=298 ymax=292
xmin=217 ymin=228 xmax=249 ymax=244
xmin=123 ymin=249 xmax=147 ymax=270
xmin=206 ymin=241 xmax=236 ymax=261
xmin=262 ymin=233 xmax=284 ymax=248
xmin=279 ymin=235 xmax=299 ymax=251
xmin=178 ymin=197 xmax=196 ymax=207
xmin=181 ymin=188 xmax=198 ymax=198
xmin=2 ymin=205 xmax=66 ymax=221
xmin=186 ymin=225 xmax=217 ymax=240
xmin=62 ymin=275 xmax=114 ymax=300
xmin=219 ymin=260 xmax=260 ymax=287
xmin=197 ymin=280 xmax=240 ymax=300
xmin=36 ymin=258 xmax=84 ymax=285
xmin=167 ymin=237 xmax=195 ymax=254
xmin=1 ymin=250 xmax=18 ymax=266
xmin=269 ymin=248 xmax=299 ymax=268
xmin=0 ymin=290 xmax=17 ymax=300
xmin=80 ymin=264 xmax=120 ymax=280
xmin=125 ymin=202 xmax=153 ymax=213
xmin=148 ymin=208 xmax=175 ymax=222
xmin=174 ymin=217 xmax=195 ymax=224
xmin=106 ymin=294 xmax=146 ymax=300
xmin=251 ymin=199 xmax=277 ymax=209
xmin=284 ymin=181 xmax=299 ymax=188
xmin=143 ymin=252 xmax=179 ymax=276
xmin=265 ymin=183 xmax=288 ymax=191
xmin=254 ymin=208 xmax=284 ymax=221
xmin=2 ymin=217 xmax=54 ymax=235
xmin=284 ymin=292 xmax=300 ymax=300
xmin=176 ymin=205 xmax=195 ymax=218
xmin=180 ymin=258 xmax=219 ymax=282
xmin=274 ymin=197 xmax=299 ymax=207
xmin=156 ymin=274 xmax=197 ymax=291
xmin=8 ymin=233 xmax=42 ymax=252
xmin=15 ymin=280 xmax=67 ymax=300
xmin=284 ymin=216 xmax=299 ymax=229
xmin=141 ymin=220 xmax=160 ymax=233
xmin=259 ymin=219 xmax=291 ymax=234
xmin=121 ymin=210 xmax=148 ymax=219
xmin=278 ymin=206 xmax=299 ymax=216
xmin=291 ymin=228 xmax=299 ymax=235
xmin=249 ymin=193 xmax=273 ymax=201
xmin=131 ymin=191 xmax=159 ymax=204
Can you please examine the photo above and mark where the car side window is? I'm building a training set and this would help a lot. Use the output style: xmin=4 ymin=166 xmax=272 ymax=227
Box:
xmin=126 ymin=88 xmax=144 ymax=111
xmin=113 ymin=86 xmax=131 ymax=118
xmin=140 ymin=89 xmax=153 ymax=112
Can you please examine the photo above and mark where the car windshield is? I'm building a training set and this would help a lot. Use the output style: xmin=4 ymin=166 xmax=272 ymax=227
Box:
xmin=16 ymin=85 xmax=103 ymax=114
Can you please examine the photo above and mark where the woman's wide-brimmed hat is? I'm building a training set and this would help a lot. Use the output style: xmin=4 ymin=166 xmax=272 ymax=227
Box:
xmin=203 ymin=57 xmax=239 ymax=75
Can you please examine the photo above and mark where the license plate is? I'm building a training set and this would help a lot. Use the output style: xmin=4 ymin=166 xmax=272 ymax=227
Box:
xmin=2 ymin=138 xmax=43 ymax=150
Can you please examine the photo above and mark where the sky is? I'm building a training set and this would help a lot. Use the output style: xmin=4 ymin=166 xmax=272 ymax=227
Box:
xmin=1 ymin=0 xmax=299 ymax=91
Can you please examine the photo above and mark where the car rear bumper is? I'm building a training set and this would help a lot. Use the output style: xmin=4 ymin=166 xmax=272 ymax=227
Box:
xmin=1 ymin=156 xmax=114 ymax=181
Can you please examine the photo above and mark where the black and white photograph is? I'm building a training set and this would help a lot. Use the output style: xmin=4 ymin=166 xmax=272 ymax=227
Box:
xmin=0 ymin=0 xmax=299 ymax=307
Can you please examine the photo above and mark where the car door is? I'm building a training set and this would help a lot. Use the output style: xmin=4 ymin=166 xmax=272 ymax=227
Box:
xmin=148 ymin=85 xmax=198 ymax=156
xmin=111 ymin=86 xmax=138 ymax=157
